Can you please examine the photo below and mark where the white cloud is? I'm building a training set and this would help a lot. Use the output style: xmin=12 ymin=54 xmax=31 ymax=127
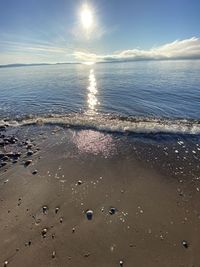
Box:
xmin=74 ymin=37 xmax=200 ymax=62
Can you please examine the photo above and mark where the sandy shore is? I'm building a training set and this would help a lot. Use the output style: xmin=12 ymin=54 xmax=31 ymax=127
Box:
xmin=0 ymin=125 xmax=200 ymax=266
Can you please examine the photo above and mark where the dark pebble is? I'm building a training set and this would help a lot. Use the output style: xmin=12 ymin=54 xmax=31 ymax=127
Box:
xmin=42 ymin=228 xmax=47 ymax=237
xmin=86 ymin=210 xmax=93 ymax=220
xmin=52 ymin=251 xmax=56 ymax=259
xmin=182 ymin=240 xmax=189 ymax=248
xmin=1 ymin=162 xmax=7 ymax=167
xmin=2 ymin=156 xmax=9 ymax=161
xmin=24 ymin=160 xmax=32 ymax=167
xmin=55 ymin=207 xmax=59 ymax=214
xmin=27 ymin=150 xmax=33 ymax=156
xmin=32 ymin=170 xmax=38 ymax=175
xmin=42 ymin=206 xmax=48 ymax=214
xmin=109 ymin=207 xmax=117 ymax=215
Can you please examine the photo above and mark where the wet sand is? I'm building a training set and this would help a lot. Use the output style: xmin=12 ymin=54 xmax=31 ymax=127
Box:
xmin=0 ymin=125 xmax=200 ymax=267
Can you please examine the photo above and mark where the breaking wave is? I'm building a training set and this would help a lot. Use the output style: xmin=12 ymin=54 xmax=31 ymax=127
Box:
xmin=1 ymin=113 xmax=200 ymax=135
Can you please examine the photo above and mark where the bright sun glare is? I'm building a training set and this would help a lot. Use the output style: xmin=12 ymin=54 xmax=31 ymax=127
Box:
xmin=81 ymin=4 xmax=93 ymax=30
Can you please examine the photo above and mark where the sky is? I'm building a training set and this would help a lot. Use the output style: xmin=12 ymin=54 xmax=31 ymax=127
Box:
xmin=0 ymin=0 xmax=200 ymax=64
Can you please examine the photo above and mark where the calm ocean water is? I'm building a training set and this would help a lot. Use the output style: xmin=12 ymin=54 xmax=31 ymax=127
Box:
xmin=0 ymin=60 xmax=200 ymax=134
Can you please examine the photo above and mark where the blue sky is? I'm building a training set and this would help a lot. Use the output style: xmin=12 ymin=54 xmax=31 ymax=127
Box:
xmin=0 ymin=0 xmax=200 ymax=64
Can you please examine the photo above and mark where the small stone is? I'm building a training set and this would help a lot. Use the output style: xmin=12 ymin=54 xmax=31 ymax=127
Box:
xmin=25 ymin=240 xmax=31 ymax=246
xmin=77 ymin=180 xmax=82 ymax=185
xmin=27 ymin=150 xmax=33 ymax=156
xmin=4 ymin=260 xmax=8 ymax=267
xmin=2 ymin=156 xmax=9 ymax=161
xmin=119 ymin=260 xmax=124 ymax=266
xmin=72 ymin=227 xmax=75 ymax=233
xmin=32 ymin=170 xmax=38 ymax=175
xmin=24 ymin=160 xmax=32 ymax=167
xmin=42 ymin=228 xmax=47 ymax=237
xmin=55 ymin=207 xmax=59 ymax=214
xmin=1 ymin=162 xmax=7 ymax=167
xmin=60 ymin=217 xmax=63 ymax=223
xmin=52 ymin=251 xmax=56 ymax=258
xmin=182 ymin=240 xmax=189 ymax=248
xmin=109 ymin=207 xmax=117 ymax=215
xmin=42 ymin=206 xmax=48 ymax=214
xmin=86 ymin=210 xmax=93 ymax=220
xmin=84 ymin=253 xmax=90 ymax=257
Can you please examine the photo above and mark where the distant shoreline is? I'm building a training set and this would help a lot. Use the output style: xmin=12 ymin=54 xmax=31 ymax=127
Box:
xmin=1 ymin=58 xmax=200 ymax=69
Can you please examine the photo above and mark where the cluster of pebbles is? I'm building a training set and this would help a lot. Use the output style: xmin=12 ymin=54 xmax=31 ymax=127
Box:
xmin=0 ymin=127 xmax=39 ymax=172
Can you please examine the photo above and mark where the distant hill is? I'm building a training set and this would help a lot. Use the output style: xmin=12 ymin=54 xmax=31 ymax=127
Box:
xmin=0 ymin=62 xmax=80 ymax=69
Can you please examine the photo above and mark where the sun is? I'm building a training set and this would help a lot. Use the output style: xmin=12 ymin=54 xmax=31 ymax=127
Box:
xmin=81 ymin=4 xmax=93 ymax=30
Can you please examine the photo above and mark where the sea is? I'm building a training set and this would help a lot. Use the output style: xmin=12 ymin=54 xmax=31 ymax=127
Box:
xmin=0 ymin=60 xmax=200 ymax=134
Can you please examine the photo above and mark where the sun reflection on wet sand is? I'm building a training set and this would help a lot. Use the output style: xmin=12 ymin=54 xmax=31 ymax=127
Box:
xmin=87 ymin=69 xmax=99 ymax=113
xmin=72 ymin=130 xmax=116 ymax=157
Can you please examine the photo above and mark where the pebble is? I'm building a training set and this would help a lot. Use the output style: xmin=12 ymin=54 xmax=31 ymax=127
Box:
xmin=27 ymin=150 xmax=33 ymax=156
xmin=4 ymin=261 xmax=8 ymax=267
xmin=77 ymin=180 xmax=83 ymax=185
xmin=55 ymin=207 xmax=59 ymax=214
xmin=42 ymin=228 xmax=48 ymax=237
xmin=84 ymin=253 xmax=90 ymax=258
xmin=42 ymin=206 xmax=48 ymax=214
xmin=1 ymin=162 xmax=7 ymax=167
xmin=2 ymin=156 xmax=9 ymax=161
xmin=86 ymin=210 xmax=93 ymax=220
xmin=52 ymin=251 xmax=56 ymax=259
xmin=109 ymin=207 xmax=117 ymax=215
xmin=24 ymin=160 xmax=32 ymax=167
xmin=72 ymin=227 xmax=75 ymax=233
xmin=119 ymin=260 xmax=124 ymax=266
xmin=32 ymin=170 xmax=38 ymax=175
xmin=60 ymin=217 xmax=63 ymax=223
xmin=182 ymin=240 xmax=189 ymax=248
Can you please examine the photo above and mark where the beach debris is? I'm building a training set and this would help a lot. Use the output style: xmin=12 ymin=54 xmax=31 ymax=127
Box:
xmin=77 ymin=180 xmax=83 ymax=185
xmin=55 ymin=207 xmax=59 ymax=214
xmin=72 ymin=227 xmax=75 ymax=233
xmin=42 ymin=206 xmax=48 ymax=214
xmin=24 ymin=159 xmax=32 ymax=167
xmin=86 ymin=210 xmax=93 ymax=220
xmin=84 ymin=253 xmax=90 ymax=258
xmin=32 ymin=170 xmax=38 ymax=175
xmin=42 ymin=228 xmax=48 ymax=237
xmin=60 ymin=217 xmax=63 ymax=223
xmin=4 ymin=260 xmax=8 ymax=267
xmin=109 ymin=207 xmax=117 ymax=215
xmin=182 ymin=240 xmax=189 ymax=248
xmin=119 ymin=260 xmax=124 ymax=266
xmin=52 ymin=251 xmax=56 ymax=259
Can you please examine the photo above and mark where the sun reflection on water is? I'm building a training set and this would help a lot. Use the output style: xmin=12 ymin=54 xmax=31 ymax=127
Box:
xmin=87 ymin=69 xmax=99 ymax=113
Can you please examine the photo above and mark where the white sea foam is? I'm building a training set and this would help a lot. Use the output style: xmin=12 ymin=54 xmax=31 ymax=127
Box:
xmin=1 ymin=113 xmax=200 ymax=135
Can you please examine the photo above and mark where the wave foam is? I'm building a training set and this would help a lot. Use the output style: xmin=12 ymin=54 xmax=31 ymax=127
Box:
xmin=1 ymin=113 xmax=200 ymax=135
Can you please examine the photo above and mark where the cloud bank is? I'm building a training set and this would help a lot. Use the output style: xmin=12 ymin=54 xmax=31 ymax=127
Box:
xmin=74 ymin=37 xmax=200 ymax=62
